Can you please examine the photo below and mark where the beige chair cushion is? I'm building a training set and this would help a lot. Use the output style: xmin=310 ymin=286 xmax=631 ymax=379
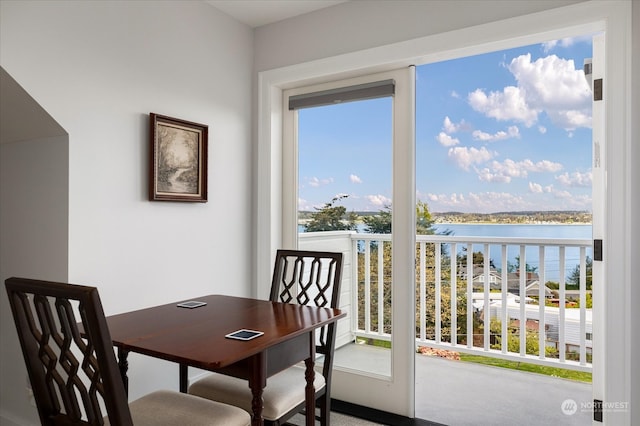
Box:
xmin=105 ymin=390 xmax=251 ymax=426
xmin=188 ymin=365 xmax=326 ymax=421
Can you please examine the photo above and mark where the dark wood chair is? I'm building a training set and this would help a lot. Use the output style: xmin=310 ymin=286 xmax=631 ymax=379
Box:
xmin=188 ymin=249 xmax=343 ymax=425
xmin=5 ymin=277 xmax=251 ymax=426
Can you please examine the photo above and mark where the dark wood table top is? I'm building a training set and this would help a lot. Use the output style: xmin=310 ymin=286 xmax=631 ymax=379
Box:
xmin=105 ymin=294 xmax=345 ymax=371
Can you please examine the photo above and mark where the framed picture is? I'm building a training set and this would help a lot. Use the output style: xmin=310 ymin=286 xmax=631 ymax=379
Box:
xmin=149 ymin=113 xmax=208 ymax=202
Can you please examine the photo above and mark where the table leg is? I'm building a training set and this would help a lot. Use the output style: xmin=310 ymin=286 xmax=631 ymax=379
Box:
xmin=305 ymin=333 xmax=317 ymax=426
xmin=117 ymin=348 xmax=129 ymax=395
xmin=248 ymin=352 xmax=266 ymax=426
xmin=179 ymin=364 xmax=188 ymax=393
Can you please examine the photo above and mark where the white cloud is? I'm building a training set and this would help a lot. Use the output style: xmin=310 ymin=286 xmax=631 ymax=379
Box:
xmin=555 ymin=170 xmax=592 ymax=187
xmin=476 ymin=158 xmax=563 ymax=183
xmin=554 ymin=190 xmax=573 ymax=199
xmin=307 ymin=176 xmax=333 ymax=187
xmin=451 ymin=90 xmax=460 ymax=99
xmin=443 ymin=116 xmax=457 ymax=133
xmin=366 ymin=194 xmax=391 ymax=207
xmin=427 ymin=192 xmax=465 ymax=206
xmin=566 ymin=194 xmax=592 ymax=209
xmin=468 ymin=86 xmax=538 ymax=127
xmin=443 ymin=116 xmax=470 ymax=133
xmin=542 ymin=40 xmax=559 ymax=53
xmin=472 ymin=125 xmax=520 ymax=142
xmin=529 ymin=182 xmax=543 ymax=193
xmin=477 ymin=168 xmax=511 ymax=183
xmin=542 ymin=35 xmax=593 ymax=53
xmin=528 ymin=159 xmax=564 ymax=173
xmin=350 ymin=174 xmax=362 ymax=184
xmin=468 ymin=53 xmax=592 ymax=132
xmin=491 ymin=159 xmax=529 ymax=179
xmin=425 ymin=188 xmax=592 ymax=213
xmin=538 ymin=125 xmax=547 ymax=134
xmin=448 ymin=146 xmax=495 ymax=171
xmin=508 ymin=53 xmax=591 ymax=130
xmin=298 ymin=198 xmax=312 ymax=210
xmin=437 ymin=132 xmax=460 ymax=147
xmin=493 ymin=158 xmax=562 ymax=177
xmin=427 ymin=191 xmax=531 ymax=213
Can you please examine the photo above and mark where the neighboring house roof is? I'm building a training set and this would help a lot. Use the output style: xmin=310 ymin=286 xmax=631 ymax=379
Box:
xmin=506 ymin=271 xmax=540 ymax=294
xmin=525 ymin=281 xmax=553 ymax=298
xmin=457 ymin=265 xmax=503 ymax=290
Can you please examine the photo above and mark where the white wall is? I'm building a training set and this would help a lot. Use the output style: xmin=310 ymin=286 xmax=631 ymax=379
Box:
xmin=0 ymin=136 xmax=69 ymax=426
xmin=630 ymin=1 xmax=640 ymax=421
xmin=0 ymin=0 xmax=253 ymax=423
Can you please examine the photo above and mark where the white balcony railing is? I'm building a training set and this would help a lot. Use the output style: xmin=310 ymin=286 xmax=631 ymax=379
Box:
xmin=299 ymin=231 xmax=593 ymax=373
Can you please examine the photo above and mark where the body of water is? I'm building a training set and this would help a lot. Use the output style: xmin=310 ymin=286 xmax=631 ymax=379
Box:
xmin=432 ymin=223 xmax=591 ymax=240
xmin=299 ymin=223 xmax=592 ymax=282
xmin=433 ymin=223 xmax=592 ymax=282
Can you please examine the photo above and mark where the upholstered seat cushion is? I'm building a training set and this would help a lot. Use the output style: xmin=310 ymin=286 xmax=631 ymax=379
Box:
xmin=105 ymin=390 xmax=251 ymax=426
xmin=188 ymin=365 xmax=326 ymax=421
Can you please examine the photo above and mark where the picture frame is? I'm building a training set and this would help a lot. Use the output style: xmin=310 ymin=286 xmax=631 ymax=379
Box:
xmin=149 ymin=113 xmax=208 ymax=202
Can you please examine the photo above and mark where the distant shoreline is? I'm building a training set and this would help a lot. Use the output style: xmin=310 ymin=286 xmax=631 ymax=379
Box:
xmin=298 ymin=210 xmax=592 ymax=226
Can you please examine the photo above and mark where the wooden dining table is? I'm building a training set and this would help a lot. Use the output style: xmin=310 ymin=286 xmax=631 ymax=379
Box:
xmin=104 ymin=294 xmax=345 ymax=426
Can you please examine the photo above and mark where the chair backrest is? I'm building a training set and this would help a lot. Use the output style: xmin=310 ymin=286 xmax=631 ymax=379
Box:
xmin=269 ymin=250 xmax=343 ymax=376
xmin=5 ymin=277 xmax=133 ymax=426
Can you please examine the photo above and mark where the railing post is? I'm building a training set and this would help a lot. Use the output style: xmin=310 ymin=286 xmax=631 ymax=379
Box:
xmin=483 ymin=243 xmax=490 ymax=351
xmin=419 ymin=242 xmax=426 ymax=342
xmin=466 ymin=244 xmax=473 ymax=349
xmin=579 ymin=246 xmax=587 ymax=365
xmin=378 ymin=241 xmax=384 ymax=336
xmin=519 ymin=245 xmax=526 ymax=357
xmin=435 ymin=243 xmax=442 ymax=344
xmin=364 ymin=241 xmax=371 ymax=335
xmin=501 ymin=245 xmax=508 ymax=354
xmin=559 ymin=246 xmax=566 ymax=363
xmin=539 ymin=246 xmax=546 ymax=360
xmin=450 ymin=243 xmax=457 ymax=347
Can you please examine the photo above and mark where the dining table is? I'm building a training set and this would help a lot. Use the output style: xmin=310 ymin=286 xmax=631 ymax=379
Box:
xmin=103 ymin=294 xmax=345 ymax=426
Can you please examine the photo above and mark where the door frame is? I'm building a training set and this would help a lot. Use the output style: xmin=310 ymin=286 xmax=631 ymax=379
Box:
xmin=281 ymin=67 xmax=416 ymax=415
xmin=255 ymin=2 xmax=632 ymax=420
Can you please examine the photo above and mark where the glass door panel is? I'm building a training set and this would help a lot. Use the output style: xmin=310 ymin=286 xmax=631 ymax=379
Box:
xmin=283 ymin=68 xmax=416 ymax=415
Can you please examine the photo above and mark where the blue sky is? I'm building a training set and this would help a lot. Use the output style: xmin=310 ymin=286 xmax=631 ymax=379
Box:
xmin=298 ymin=35 xmax=594 ymax=214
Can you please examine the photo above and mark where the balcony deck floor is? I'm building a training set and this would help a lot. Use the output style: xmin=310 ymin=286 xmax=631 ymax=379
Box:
xmin=334 ymin=343 xmax=592 ymax=425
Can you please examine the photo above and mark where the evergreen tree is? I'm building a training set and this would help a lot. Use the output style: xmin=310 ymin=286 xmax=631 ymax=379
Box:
xmin=361 ymin=200 xmax=442 ymax=235
xmin=567 ymin=256 xmax=593 ymax=290
xmin=362 ymin=205 xmax=392 ymax=234
xmin=304 ymin=195 xmax=357 ymax=232
xmin=507 ymin=255 xmax=538 ymax=273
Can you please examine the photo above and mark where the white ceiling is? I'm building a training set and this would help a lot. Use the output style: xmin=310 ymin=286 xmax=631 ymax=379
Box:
xmin=205 ymin=0 xmax=347 ymax=28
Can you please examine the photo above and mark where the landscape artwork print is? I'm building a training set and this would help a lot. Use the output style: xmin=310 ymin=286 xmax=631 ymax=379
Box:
xmin=149 ymin=113 xmax=208 ymax=202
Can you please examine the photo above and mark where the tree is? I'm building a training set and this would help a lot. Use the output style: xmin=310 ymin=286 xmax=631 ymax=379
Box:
xmin=507 ymin=255 xmax=538 ymax=273
xmin=457 ymin=248 xmax=496 ymax=270
xmin=574 ymin=291 xmax=593 ymax=308
xmin=416 ymin=200 xmax=437 ymax=235
xmin=304 ymin=195 xmax=357 ymax=232
xmin=567 ymin=256 xmax=592 ymax=290
xmin=362 ymin=205 xmax=392 ymax=234
xmin=361 ymin=200 xmax=440 ymax=235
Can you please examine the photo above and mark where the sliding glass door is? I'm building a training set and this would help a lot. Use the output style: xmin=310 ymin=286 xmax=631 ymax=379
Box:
xmin=282 ymin=68 xmax=416 ymax=415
